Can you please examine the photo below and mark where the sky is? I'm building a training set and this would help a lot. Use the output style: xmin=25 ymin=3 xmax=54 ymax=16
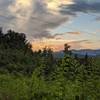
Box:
xmin=0 ymin=0 xmax=100 ymax=51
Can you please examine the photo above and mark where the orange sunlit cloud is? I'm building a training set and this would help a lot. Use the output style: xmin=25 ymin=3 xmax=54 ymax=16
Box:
xmin=31 ymin=39 xmax=67 ymax=51
xmin=67 ymin=31 xmax=81 ymax=35
xmin=31 ymin=39 xmax=98 ymax=51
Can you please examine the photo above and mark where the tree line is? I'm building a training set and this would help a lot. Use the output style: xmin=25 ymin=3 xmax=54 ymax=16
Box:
xmin=0 ymin=28 xmax=100 ymax=100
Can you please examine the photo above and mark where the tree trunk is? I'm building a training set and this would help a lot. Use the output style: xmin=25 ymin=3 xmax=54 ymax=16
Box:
xmin=75 ymin=95 xmax=79 ymax=100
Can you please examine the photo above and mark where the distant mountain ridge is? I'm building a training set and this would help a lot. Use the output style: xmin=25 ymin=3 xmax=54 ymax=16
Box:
xmin=54 ymin=49 xmax=100 ymax=58
xmin=72 ymin=49 xmax=100 ymax=56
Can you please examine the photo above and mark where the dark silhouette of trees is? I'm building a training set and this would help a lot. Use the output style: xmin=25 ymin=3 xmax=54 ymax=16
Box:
xmin=4 ymin=30 xmax=26 ymax=49
xmin=84 ymin=53 xmax=88 ymax=66
xmin=0 ymin=27 xmax=3 ymax=43
xmin=0 ymin=27 xmax=3 ymax=37
xmin=75 ymin=95 xmax=79 ymax=100
xmin=63 ymin=43 xmax=72 ymax=55
xmin=0 ymin=28 xmax=34 ymax=74
xmin=0 ymin=29 xmax=33 ymax=53
xmin=74 ymin=54 xmax=78 ymax=60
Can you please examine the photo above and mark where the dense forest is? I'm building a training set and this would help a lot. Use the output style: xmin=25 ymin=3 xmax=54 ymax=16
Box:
xmin=0 ymin=28 xmax=100 ymax=100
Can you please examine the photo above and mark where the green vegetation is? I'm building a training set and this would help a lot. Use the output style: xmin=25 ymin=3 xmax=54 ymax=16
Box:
xmin=0 ymin=28 xmax=100 ymax=100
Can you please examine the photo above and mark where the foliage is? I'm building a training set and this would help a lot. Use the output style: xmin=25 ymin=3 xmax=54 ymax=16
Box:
xmin=0 ymin=29 xmax=100 ymax=100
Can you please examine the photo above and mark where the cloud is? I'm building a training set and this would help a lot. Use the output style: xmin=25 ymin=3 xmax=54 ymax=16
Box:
xmin=0 ymin=0 xmax=12 ymax=11
xmin=60 ymin=0 xmax=100 ymax=14
xmin=45 ymin=0 xmax=74 ymax=12
xmin=95 ymin=17 xmax=100 ymax=21
xmin=52 ymin=31 xmax=81 ymax=38
xmin=66 ymin=40 xmax=100 ymax=50
xmin=67 ymin=31 xmax=81 ymax=35
xmin=68 ymin=40 xmax=88 ymax=44
xmin=26 ymin=12 xmax=68 ymax=40
xmin=67 ymin=40 xmax=90 ymax=49
xmin=0 ymin=0 xmax=74 ymax=40
xmin=29 ymin=30 xmax=64 ymax=39
xmin=8 ymin=0 xmax=33 ymax=31
xmin=31 ymin=38 xmax=91 ymax=51
xmin=1 ymin=0 xmax=99 ymax=41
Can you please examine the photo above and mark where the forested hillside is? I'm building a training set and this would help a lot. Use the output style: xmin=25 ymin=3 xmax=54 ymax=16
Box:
xmin=0 ymin=29 xmax=100 ymax=100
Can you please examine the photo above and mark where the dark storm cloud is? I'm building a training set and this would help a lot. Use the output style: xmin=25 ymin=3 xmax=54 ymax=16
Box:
xmin=60 ymin=0 xmax=100 ymax=14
